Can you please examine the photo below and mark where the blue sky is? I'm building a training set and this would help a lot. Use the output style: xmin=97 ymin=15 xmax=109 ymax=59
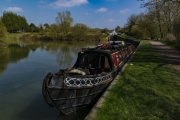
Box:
xmin=0 ymin=0 xmax=145 ymax=29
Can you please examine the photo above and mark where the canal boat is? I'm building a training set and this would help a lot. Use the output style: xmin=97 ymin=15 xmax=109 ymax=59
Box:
xmin=42 ymin=40 xmax=135 ymax=115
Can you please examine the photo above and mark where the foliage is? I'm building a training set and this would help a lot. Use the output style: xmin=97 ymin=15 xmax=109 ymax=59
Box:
xmin=7 ymin=33 xmax=21 ymax=39
xmin=39 ymin=23 xmax=44 ymax=35
xmin=123 ymin=0 xmax=180 ymax=43
xmin=45 ymin=24 xmax=59 ymax=39
xmin=0 ymin=20 xmax=8 ymax=40
xmin=125 ymin=14 xmax=138 ymax=34
xmin=55 ymin=11 xmax=73 ymax=39
xmin=125 ymin=13 xmax=159 ymax=39
xmin=1 ymin=11 xmax=28 ymax=32
xmin=3 ymin=10 xmax=102 ymax=41
xmin=87 ymin=28 xmax=102 ymax=41
xmin=96 ymin=41 xmax=180 ymax=120
xmin=138 ymin=0 xmax=180 ymax=40
xmin=27 ymin=23 xmax=39 ymax=32
xmin=131 ymin=25 xmax=144 ymax=38
xmin=165 ymin=33 xmax=176 ymax=42
xmin=44 ymin=23 xmax=50 ymax=32
xmin=115 ymin=26 xmax=121 ymax=32
xmin=101 ymin=28 xmax=109 ymax=34
xmin=71 ymin=23 xmax=88 ymax=40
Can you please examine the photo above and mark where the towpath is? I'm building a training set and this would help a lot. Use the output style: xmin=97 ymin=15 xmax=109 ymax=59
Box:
xmin=149 ymin=41 xmax=180 ymax=72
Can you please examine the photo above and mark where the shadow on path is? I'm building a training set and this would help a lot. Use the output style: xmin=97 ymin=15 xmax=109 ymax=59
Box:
xmin=149 ymin=41 xmax=180 ymax=72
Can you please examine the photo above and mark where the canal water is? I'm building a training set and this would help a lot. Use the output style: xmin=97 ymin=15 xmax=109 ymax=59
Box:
xmin=0 ymin=39 xmax=101 ymax=120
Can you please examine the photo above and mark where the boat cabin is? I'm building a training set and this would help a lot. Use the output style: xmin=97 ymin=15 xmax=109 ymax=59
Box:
xmin=73 ymin=50 xmax=113 ymax=75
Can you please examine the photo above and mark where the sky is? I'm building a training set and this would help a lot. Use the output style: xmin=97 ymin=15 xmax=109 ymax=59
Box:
xmin=0 ymin=0 xmax=145 ymax=29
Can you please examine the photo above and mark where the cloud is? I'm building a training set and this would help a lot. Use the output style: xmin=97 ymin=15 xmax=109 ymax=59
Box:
xmin=106 ymin=0 xmax=118 ymax=1
xmin=4 ymin=7 xmax=22 ymax=12
xmin=120 ymin=8 xmax=130 ymax=13
xmin=39 ymin=0 xmax=47 ymax=4
xmin=95 ymin=7 xmax=107 ymax=12
xmin=49 ymin=0 xmax=88 ymax=8
xmin=107 ymin=19 xmax=114 ymax=22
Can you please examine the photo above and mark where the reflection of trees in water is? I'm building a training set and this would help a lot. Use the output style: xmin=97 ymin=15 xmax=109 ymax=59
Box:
xmin=55 ymin=41 xmax=99 ymax=68
xmin=29 ymin=41 xmax=99 ymax=68
xmin=0 ymin=40 xmax=99 ymax=75
xmin=8 ymin=44 xmax=30 ymax=62
xmin=0 ymin=46 xmax=9 ymax=75
xmin=0 ymin=44 xmax=30 ymax=75
xmin=56 ymin=44 xmax=73 ymax=68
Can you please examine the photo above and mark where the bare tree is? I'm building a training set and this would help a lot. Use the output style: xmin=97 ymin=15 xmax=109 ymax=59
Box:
xmin=138 ymin=0 xmax=180 ymax=39
xmin=55 ymin=11 xmax=73 ymax=39
xmin=125 ymin=14 xmax=138 ymax=34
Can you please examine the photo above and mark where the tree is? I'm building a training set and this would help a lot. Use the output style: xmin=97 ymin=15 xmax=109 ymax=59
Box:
xmin=131 ymin=25 xmax=144 ymax=38
xmin=29 ymin=23 xmax=37 ymax=32
xmin=138 ymin=0 xmax=180 ymax=39
xmin=0 ymin=19 xmax=7 ymax=40
xmin=137 ymin=13 xmax=159 ymax=38
xmin=39 ymin=23 xmax=44 ymax=35
xmin=101 ymin=28 xmax=109 ymax=34
xmin=115 ymin=26 xmax=121 ymax=32
xmin=1 ymin=11 xmax=28 ymax=32
xmin=19 ymin=16 xmax=28 ymax=32
xmin=48 ymin=24 xmax=59 ymax=39
xmin=138 ymin=0 xmax=164 ymax=38
xmin=124 ymin=12 xmax=159 ymax=39
xmin=125 ymin=14 xmax=138 ymax=34
xmin=55 ymin=11 xmax=73 ymax=39
xmin=71 ymin=23 xmax=88 ymax=40
xmin=44 ymin=23 xmax=49 ymax=30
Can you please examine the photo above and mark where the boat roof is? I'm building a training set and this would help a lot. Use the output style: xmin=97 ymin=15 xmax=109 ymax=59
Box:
xmin=81 ymin=41 xmax=130 ymax=55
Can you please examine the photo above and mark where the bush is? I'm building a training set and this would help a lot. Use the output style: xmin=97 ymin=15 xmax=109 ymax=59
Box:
xmin=0 ymin=20 xmax=7 ymax=40
xmin=165 ymin=33 xmax=176 ymax=42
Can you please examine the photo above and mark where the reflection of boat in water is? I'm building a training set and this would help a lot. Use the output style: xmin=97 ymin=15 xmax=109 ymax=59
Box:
xmin=42 ymin=39 xmax=136 ymax=115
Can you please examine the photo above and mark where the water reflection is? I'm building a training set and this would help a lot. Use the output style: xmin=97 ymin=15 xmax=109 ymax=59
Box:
xmin=0 ymin=44 xmax=30 ymax=75
xmin=56 ymin=44 xmax=73 ymax=68
xmin=0 ymin=40 xmax=100 ymax=120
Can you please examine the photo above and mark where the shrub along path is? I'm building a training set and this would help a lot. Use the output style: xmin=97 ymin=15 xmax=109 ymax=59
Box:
xmin=149 ymin=41 xmax=180 ymax=72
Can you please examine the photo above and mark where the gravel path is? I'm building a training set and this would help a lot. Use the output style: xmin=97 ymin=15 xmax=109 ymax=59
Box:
xmin=149 ymin=41 xmax=180 ymax=72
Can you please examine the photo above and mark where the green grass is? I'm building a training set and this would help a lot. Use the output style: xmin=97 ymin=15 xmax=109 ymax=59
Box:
xmin=101 ymin=34 xmax=108 ymax=38
xmin=7 ymin=33 xmax=22 ymax=38
xmin=118 ymin=33 xmax=139 ymax=41
xmin=161 ymin=41 xmax=180 ymax=50
xmin=96 ymin=41 xmax=180 ymax=120
xmin=119 ymin=33 xmax=128 ymax=39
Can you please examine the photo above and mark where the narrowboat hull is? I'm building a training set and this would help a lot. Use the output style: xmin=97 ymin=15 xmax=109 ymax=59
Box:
xmin=43 ymin=63 xmax=126 ymax=115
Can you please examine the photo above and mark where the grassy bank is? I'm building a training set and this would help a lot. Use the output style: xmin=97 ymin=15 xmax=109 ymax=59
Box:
xmin=96 ymin=41 xmax=180 ymax=120
xmin=8 ymin=33 xmax=22 ymax=38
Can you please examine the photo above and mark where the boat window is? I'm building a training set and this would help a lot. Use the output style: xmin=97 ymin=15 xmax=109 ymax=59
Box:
xmin=104 ymin=56 xmax=110 ymax=69
xmin=78 ymin=52 xmax=111 ymax=72
xmin=79 ymin=53 xmax=100 ymax=68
